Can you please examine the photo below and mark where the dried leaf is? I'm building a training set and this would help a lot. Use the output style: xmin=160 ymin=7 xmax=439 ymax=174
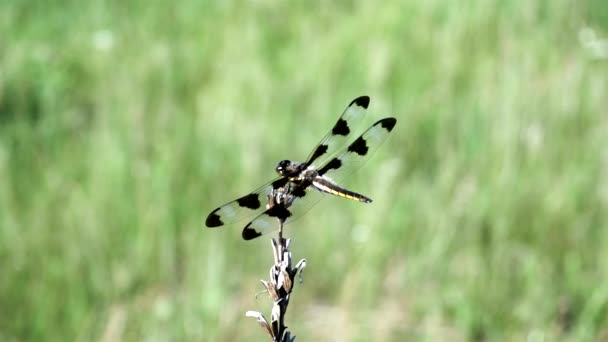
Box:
xmin=245 ymin=311 xmax=274 ymax=340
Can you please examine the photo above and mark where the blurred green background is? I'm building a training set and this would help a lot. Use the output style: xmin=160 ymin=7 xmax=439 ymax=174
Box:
xmin=1 ymin=1 xmax=607 ymax=341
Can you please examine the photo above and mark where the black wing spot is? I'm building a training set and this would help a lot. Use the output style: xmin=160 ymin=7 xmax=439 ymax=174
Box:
xmin=267 ymin=205 xmax=292 ymax=221
xmin=272 ymin=177 xmax=289 ymax=189
xmin=332 ymin=118 xmax=350 ymax=136
xmin=205 ymin=210 xmax=223 ymax=227
xmin=318 ymin=158 xmax=342 ymax=176
xmin=347 ymin=136 xmax=369 ymax=156
xmin=307 ymin=144 xmax=328 ymax=165
xmin=378 ymin=117 xmax=397 ymax=132
xmin=237 ymin=193 xmax=261 ymax=209
xmin=351 ymin=95 xmax=370 ymax=109
xmin=242 ymin=226 xmax=262 ymax=240
xmin=291 ymin=184 xmax=309 ymax=198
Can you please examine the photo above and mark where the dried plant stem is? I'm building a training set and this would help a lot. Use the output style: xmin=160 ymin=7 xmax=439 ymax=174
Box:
xmin=246 ymin=219 xmax=306 ymax=342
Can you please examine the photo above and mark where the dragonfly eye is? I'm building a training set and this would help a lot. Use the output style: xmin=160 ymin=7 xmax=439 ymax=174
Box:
xmin=276 ymin=160 xmax=291 ymax=173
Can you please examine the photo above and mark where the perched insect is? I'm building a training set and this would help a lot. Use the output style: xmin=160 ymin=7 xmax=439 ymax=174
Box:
xmin=205 ymin=96 xmax=397 ymax=240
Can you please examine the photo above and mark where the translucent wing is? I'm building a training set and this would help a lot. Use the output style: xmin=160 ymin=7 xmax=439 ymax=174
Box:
xmin=205 ymin=177 xmax=289 ymax=228
xmin=317 ymin=117 xmax=397 ymax=185
xmin=304 ymin=96 xmax=370 ymax=168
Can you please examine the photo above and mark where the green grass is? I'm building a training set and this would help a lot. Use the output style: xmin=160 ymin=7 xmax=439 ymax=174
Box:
xmin=1 ymin=1 xmax=607 ymax=340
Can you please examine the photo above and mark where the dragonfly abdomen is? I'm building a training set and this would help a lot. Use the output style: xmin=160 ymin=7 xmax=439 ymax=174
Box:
xmin=312 ymin=177 xmax=372 ymax=203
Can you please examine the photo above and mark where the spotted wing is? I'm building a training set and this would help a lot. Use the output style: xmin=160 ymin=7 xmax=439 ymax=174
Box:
xmin=304 ymin=96 xmax=370 ymax=168
xmin=316 ymin=117 xmax=397 ymax=185
xmin=205 ymin=177 xmax=289 ymax=228
xmin=241 ymin=184 xmax=325 ymax=240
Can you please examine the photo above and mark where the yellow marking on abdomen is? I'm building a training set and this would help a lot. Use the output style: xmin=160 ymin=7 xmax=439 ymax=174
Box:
xmin=327 ymin=188 xmax=365 ymax=201
xmin=312 ymin=179 xmax=372 ymax=203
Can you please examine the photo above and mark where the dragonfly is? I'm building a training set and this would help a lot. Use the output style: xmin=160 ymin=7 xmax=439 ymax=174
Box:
xmin=205 ymin=96 xmax=397 ymax=240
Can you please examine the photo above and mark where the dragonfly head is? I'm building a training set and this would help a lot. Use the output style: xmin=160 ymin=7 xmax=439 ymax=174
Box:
xmin=276 ymin=160 xmax=305 ymax=177
xmin=275 ymin=160 xmax=292 ymax=176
